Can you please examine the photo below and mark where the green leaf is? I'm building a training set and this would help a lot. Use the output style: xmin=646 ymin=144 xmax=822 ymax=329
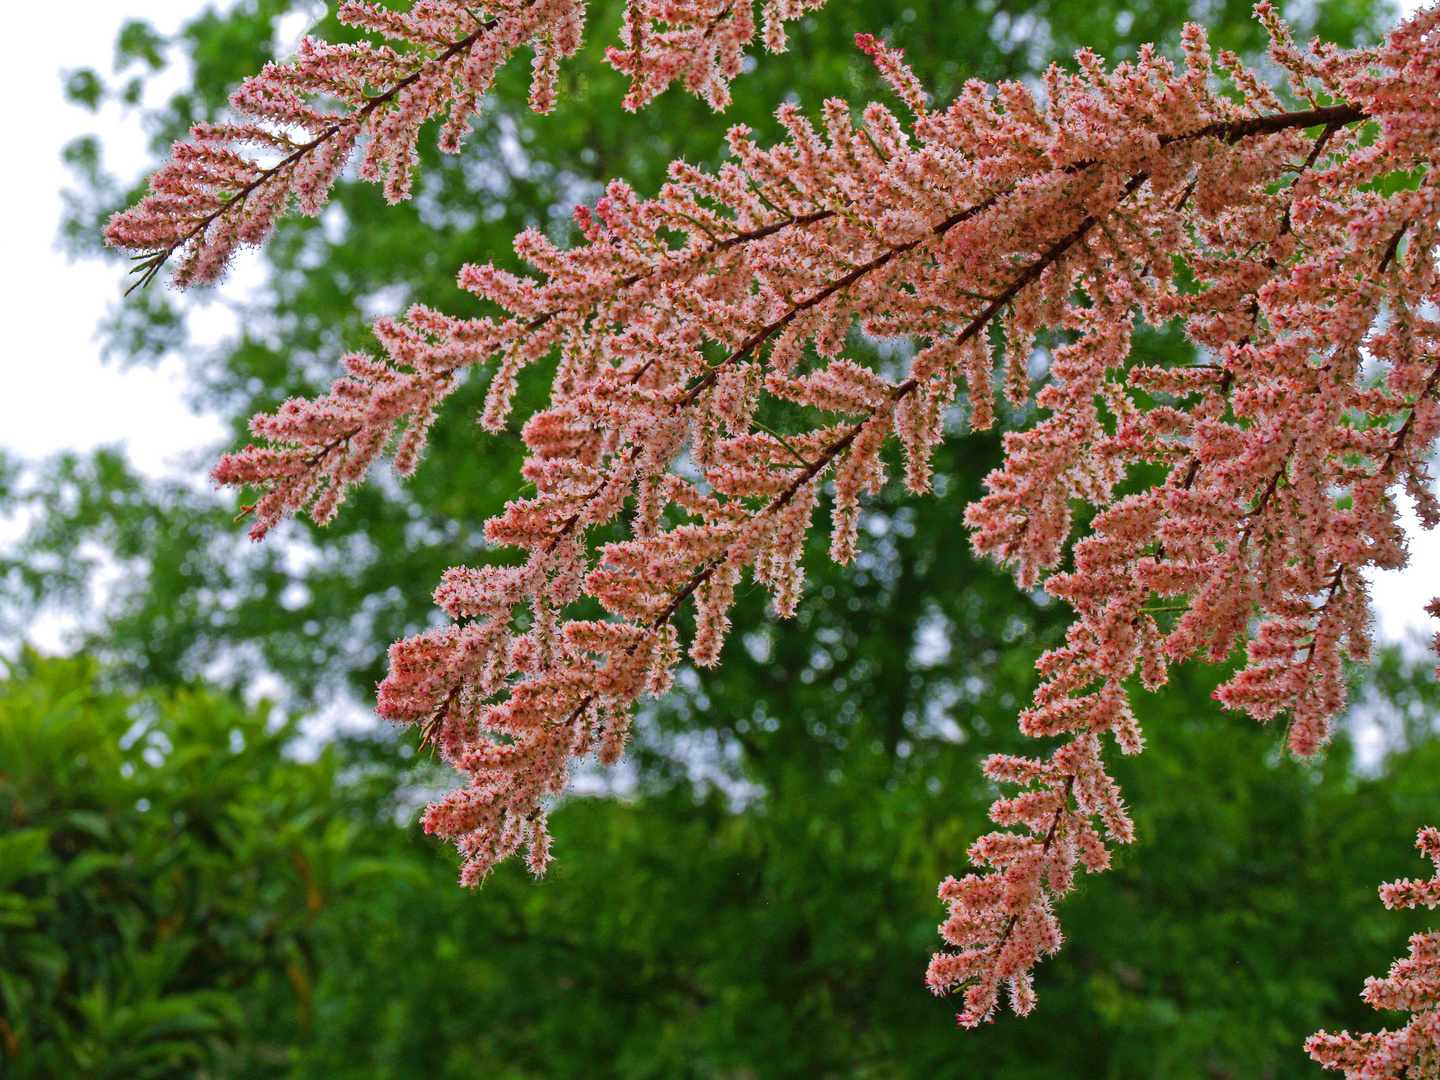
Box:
xmin=0 ymin=828 xmax=53 ymax=887
xmin=62 ymin=69 xmax=106 ymax=111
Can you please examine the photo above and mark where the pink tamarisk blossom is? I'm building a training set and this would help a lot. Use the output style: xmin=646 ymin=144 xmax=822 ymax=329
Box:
xmin=103 ymin=0 xmax=825 ymax=290
xmin=113 ymin=0 xmax=1440 ymax=1063
xmin=1307 ymin=827 xmax=1440 ymax=1080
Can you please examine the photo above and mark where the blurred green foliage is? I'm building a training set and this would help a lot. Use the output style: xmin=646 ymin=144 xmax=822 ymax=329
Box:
xmin=0 ymin=652 xmax=374 ymax=1078
xmin=3 ymin=653 xmax=1439 ymax=1079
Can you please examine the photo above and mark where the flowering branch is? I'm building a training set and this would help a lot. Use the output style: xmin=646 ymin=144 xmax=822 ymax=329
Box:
xmin=113 ymin=11 xmax=513 ymax=292
xmin=1307 ymin=827 xmax=1440 ymax=1079
xmin=122 ymin=0 xmax=1440 ymax=1063
xmin=105 ymin=0 xmax=831 ymax=288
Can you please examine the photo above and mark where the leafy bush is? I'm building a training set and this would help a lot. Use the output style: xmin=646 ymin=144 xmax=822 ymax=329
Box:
xmin=0 ymin=653 xmax=377 ymax=1079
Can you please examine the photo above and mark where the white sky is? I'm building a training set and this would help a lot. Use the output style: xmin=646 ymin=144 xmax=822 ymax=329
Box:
xmin=5 ymin=1 xmax=234 ymax=477
xmin=3 ymin=0 xmax=1438 ymax=650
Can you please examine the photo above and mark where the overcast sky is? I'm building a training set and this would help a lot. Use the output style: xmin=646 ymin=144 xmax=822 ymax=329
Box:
xmin=7 ymin=2 xmax=232 ymax=476
xmin=5 ymin=0 xmax=1438 ymax=649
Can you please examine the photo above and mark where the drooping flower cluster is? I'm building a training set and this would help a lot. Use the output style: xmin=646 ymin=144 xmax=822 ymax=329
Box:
xmin=1307 ymin=827 xmax=1440 ymax=1079
xmin=121 ymin=0 xmax=1440 ymax=1056
xmin=104 ymin=0 xmax=825 ymax=289
xmin=925 ymin=736 xmax=1131 ymax=1023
